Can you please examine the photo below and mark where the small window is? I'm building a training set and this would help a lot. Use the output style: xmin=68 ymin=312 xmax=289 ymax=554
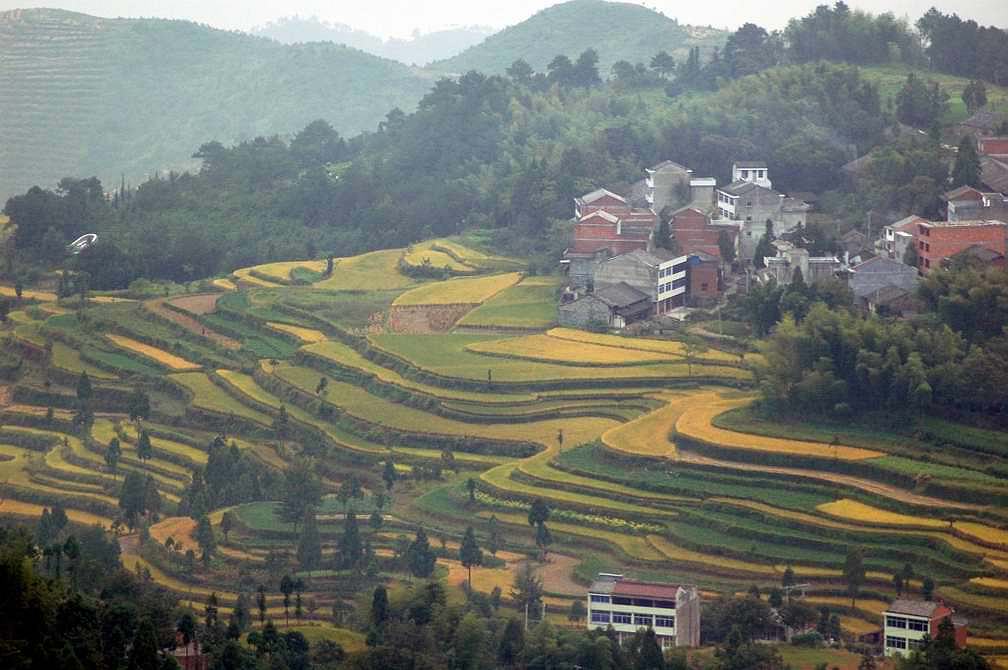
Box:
xmin=591 ymin=611 xmax=611 ymax=624
xmin=746 ymin=201 xmax=752 ymax=207
xmin=886 ymin=617 xmax=908 ymax=629
xmin=654 ymin=616 xmax=675 ymax=629
xmin=612 ymin=613 xmax=632 ymax=625
xmin=701 ymin=283 xmax=709 ymax=291
xmin=634 ymin=614 xmax=653 ymax=626
xmin=590 ymin=594 xmax=610 ymax=603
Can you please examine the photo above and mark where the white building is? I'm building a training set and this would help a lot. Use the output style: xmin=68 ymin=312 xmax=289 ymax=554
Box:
xmin=732 ymin=160 xmax=772 ymax=189
xmin=586 ymin=573 xmax=701 ymax=649
xmin=884 ymin=600 xmax=967 ymax=657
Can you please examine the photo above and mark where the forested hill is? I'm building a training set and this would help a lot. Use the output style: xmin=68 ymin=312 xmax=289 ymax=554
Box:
xmin=0 ymin=8 xmax=432 ymax=200
xmin=431 ymin=0 xmax=726 ymax=76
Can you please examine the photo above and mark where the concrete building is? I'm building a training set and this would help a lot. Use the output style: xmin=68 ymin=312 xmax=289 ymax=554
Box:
xmin=760 ymin=240 xmax=842 ymax=286
xmin=594 ymin=248 xmax=689 ymax=315
xmin=915 ymin=219 xmax=1008 ymax=273
xmin=688 ymin=177 xmax=717 ymax=210
xmin=645 ymin=161 xmax=692 ymax=214
xmin=882 ymin=215 xmax=925 ymax=261
xmin=732 ymin=160 xmax=772 ymax=189
xmin=668 ymin=206 xmax=738 ymax=260
xmin=587 ymin=573 xmax=701 ymax=649
xmin=884 ymin=600 xmax=968 ymax=658
xmin=716 ymin=170 xmax=810 ymax=263
xmin=558 ymin=283 xmax=652 ymax=330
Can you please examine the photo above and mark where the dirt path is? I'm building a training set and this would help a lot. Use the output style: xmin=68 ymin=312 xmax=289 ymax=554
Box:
xmin=677 ymin=450 xmax=985 ymax=511
xmin=144 ymin=295 xmax=240 ymax=349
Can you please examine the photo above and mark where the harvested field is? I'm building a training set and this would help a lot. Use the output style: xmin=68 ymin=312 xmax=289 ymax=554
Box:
xmin=675 ymin=393 xmax=884 ymax=461
xmin=211 ymin=278 xmax=237 ymax=291
xmin=149 ymin=516 xmax=198 ymax=553
xmin=393 ymin=272 xmax=521 ymax=306
xmin=387 ymin=304 xmax=475 ymax=333
xmin=313 ymin=250 xmax=416 ymax=291
xmin=816 ymin=499 xmax=948 ymax=528
xmin=955 ymin=522 xmax=1008 ymax=548
xmin=601 ymin=392 xmax=686 ymax=458
xmin=0 ymin=499 xmax=112 ymax=528
xmin=106 ymin=334 xmax=200 ymax=370
xmin=467 ymin=333 xmax=674 ymax=365
xmin=267 ymin=322 xmax=327 ymax=343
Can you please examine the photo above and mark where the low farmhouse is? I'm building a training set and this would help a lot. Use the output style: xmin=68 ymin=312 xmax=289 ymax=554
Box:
xmin=558 ymin=283 xmax=652 ymax=330
xmin=760 ymin=240 xmax=843 ymax=286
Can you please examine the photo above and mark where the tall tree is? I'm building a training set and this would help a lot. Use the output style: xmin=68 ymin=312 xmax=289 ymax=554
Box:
xmin=844 ymin=547 xmax=866 ymax=608
xmin=104 ymin=438 xmax=121 ymax=477
xmin=458 ymin=526 xmax=484 ymax=590
xmin=650 ymin=51 xmax=677 ymax=79
xmin=195 ymin=515 xmax=215 ymax=566
xmin=136 ymin=430 xmax=153 ymax=463
xmin=296 ymin=508 xmax=322 ymax=574
xmin=340 ymin=511 xmax=362 ymax=570
xmin=407 ymin=527 xmax=437 ymax=579
xmin=952 ymin=136 xmax=981 ymax=188
xmin=280 ymin=575 xmax=294 ymax=627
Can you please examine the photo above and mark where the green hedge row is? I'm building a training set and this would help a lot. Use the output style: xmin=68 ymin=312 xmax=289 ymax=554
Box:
xmin=0 ymin=427 xmax=59 ymax=451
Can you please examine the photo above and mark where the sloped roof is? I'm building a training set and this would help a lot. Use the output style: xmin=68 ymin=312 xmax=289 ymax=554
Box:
xmin=594 ymin=282 xmax=650 ymax=308
xmin=887 ymin=600 xmax=947 ymax=618
xmin=961 ymin=110 xmax=1005 ymax=131
xmin=578 ymin=188 xmax=626 ymax=205
xmin=889 ymin=215 xmax=926 ymax=233
xmin=579 ymin=209 xmax=621 ymax=224
xmin=981 ymin=156 xmax=1008 ymax=193
xmin=734 ymin=160 xmax=767 ymax=168
xmin=944 ymin=185 xmax=984 ymax=202
xmin=647 ymin=160 xmax=690 ymax=173
xmin=718 ymin=180 xmax=771 ymax=197
xmin=849 ymin=256 xmax=919 ymax=298
xmin=953 ymin=244 xmax=1005 ymax=262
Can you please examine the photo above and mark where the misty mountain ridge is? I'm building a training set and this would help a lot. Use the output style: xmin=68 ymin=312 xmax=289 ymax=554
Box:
xmin=251 ymin=16 xmax=494 ymax=66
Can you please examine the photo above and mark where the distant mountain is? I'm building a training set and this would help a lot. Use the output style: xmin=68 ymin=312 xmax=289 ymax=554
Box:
xmin=432 ymin=0 xmax=727 ymax=76
xmin=0 ymin=8 xmax=432 ymax=200
xmin=252 ymin=16 xmax=494 ymax=66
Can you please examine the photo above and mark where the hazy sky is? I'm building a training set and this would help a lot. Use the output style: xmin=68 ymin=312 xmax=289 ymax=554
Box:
xmin=1 ymin=0 xmax=1005 ymax=38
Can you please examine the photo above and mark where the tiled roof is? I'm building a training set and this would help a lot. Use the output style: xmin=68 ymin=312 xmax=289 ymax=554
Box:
xmin=944 ymin=185 xmax=984 ymax=202
xmin=577 ymin=188 xmax=627 ymax=205
xmin=718 ymin=180 xmax=761 ymax=197
xmin=648 ymin=160 xmax=690 ymax=173
xmin=961 ymin=110 xmax=1005 ymax=131
xmin=953 ymin=244 xmax=1005 ymax=262
xmin=579 ymin=210 xmax=620 ymax=224
xmin=594 ymin=282 xmax=650 ymax=307
xmin=612 ymin=579 xmax=682 ymax=600
xmin=981 ymin=156 xmax=1008 ymax=193
xmin=887 ymin=600 xmax=942 ymax=618
xmin=849 ymin=257 xmax=919 ymax=298
xmin=889 ymin=215 xmax=926 ymax=233
xmin=734 ymin=160 xmax=767 ymax=168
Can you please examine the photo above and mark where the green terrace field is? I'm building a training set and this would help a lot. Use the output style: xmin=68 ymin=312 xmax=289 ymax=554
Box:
xmin=861 ymin=65 xmax=1008 ymax=125
xmin=3 ymin=245 xmax=1008 ymax=654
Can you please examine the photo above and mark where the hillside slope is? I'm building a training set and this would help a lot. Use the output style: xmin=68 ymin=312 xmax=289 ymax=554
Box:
xmin=253 ymin=16 xmax=493 ymax=66
xmin=0 ymin=8 xmax=432 ymax=199
xmin=431 ymin=0 xmax=726 ymax=76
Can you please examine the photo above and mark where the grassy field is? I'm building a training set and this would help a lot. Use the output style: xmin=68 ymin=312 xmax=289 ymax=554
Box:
xmin=467 ymin=333 xmax=676 ymax=365
xmin=266 ymin=322 xmax=327 ymax=343
xmin=457 ymin=276 xmax=561 ymax=328
xmin=862 ymin=65 xmax=1008 ymax=124
xmin=393 ymin=272 xmax=522 ymax=306
xmin=106 ymin=334 xmax=199 ymax=370
xmin=816 ymin=499 xmax=948 ymax=528
xmin=169 ymin=372 xmax=273 ymax=425
xmin=601 ymin=391 xmax=686 ymax=458
xmin=312 ymin=250 xmax=417 ymax=291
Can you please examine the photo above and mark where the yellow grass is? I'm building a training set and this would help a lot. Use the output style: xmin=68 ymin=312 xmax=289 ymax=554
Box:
xmin=91 ymin=419 xmax=208 ymax=466
xmin=601 ymin=392 xmax=688 ymax=458
xmin=0 ymin=499 xmax=113 ymax=528
xmin=402 ymin=240 xmax=475 ymax=273
xmin=648 ymin=535 xmax=778 ymax=576
xmin=106 ymin=334 xmax=200 ymax=370
xmin=393 ymin=272 xmax=522 ymax=306
xmin=839 ymin=616 xmax=880 ymax=635
xmin=955 ymin=522 xmax=1008 ymax=547
xmin=970 ymin=577 xmax=1008 ymax=590
xmin=442 ymin=557 xmax=515 ymax=593
xmin=149 ymin=516 xmax=198 ymax=553
xmin=816 ymin=499 xmax=947 ymax=528
xmin=467 ymin=333 xmax=674 ymax=365
xmin=244 ymin=260 xmax=326 ymax=283
xmin=0 ymin=285 xmax=57 ymax=301
xmin=989 ymin=558 xmax=1008 ymax=571
xmin=170 ymin=372 xmax=273 ymax=426
xmin=267 ymin=322 xmax=327 ymax=343
xmin=210 ymin=276 xmax=235 ymax=290
xmin=231 ymin=268 xmax=283 ymax=288
xmin=805 ymin=596 xmax=890 ymax=617
xmin=549 ymin=327 xmax=687 ymax=355
xmin=940 ymin=587 xmax=1008 ymax=613
xmin=674 ymin=392 xmax=884 ymax=461
xmin=313 ymin=249 xmax=416 ymax=291
xmin=969 ymin=638 xmax=1008 ymax=649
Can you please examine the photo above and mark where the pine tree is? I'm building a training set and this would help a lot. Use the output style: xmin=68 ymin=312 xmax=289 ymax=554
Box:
xmin=105 ymin=438 xmax=121 ymax=476
xmin=407 ymin=527 xmax=436 ymax=579
xmin=297 ymin=508 xmax=322 ymax=574
xmin=341 ymin=511 xmax=362 ymax=570
xmin=952 ymin=136 xmax=981 ymax=188
xmin=458 ymin=526 xmax=484 ymax=590
xmin=136 ymin=430 xmax=153 ymax=462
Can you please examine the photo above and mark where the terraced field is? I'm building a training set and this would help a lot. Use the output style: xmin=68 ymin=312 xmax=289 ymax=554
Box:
xmin=3 ymin=246 xmax=1008 ymax=657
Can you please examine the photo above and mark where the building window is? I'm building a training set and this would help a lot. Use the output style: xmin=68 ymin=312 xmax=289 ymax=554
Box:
xmin=591 ymin=611 xmax=611 ymax=624
xmin=886 ymin=617 xmax=907 ymax=629
xmin=634 ymin=614 xmax=653 ymax=627
xmin=612 ymin=613 xmax=632 ymax=625
xmin=590 ymin=594 xmax=610 ymax=604
xmin=925 ymin=259 xmax=930 ymax=268
xmin=746 ymin=201 xmax=752 ymax=207
xmin=655 ymin=616 xmax=675 ymax=629
xmin=701 ymin=283 xmax=709 ymax=291
xmin=907 ymin=620 xmax=928 ymax=632
xmin=908 ymin=639 xmax=924 ymax=650
xmin=886 ymin=636 xmax=908 ymax=650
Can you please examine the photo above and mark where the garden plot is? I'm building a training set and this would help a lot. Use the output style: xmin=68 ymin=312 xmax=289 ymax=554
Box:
xmin=169 ymin=372 xmax=273 ymax=426
xmin=456 ymin=276 xmax=560 ymax=329
xmin=393 ymin=272 xmax=522 ymax=307
xmin=267 ymin=322 xmax=327 ymax=343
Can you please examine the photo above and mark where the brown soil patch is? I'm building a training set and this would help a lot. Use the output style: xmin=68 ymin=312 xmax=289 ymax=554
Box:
xmin=387 ymin=304 xmax=475 ymax=333
xmin=168 ymin=293 xmax=223 ymax=315
xmin=538 ymin=554 xmax=583 ymax=596
xmin=149 ymin=516 xmax=199 ymax=553
xmin=144 ymin=295 xmax=240 ymax=349
xmin=0 ymin=385 xmax=11 ymax=407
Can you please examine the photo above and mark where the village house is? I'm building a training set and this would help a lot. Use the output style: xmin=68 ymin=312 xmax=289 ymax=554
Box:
xmin=915 ymin=219 xmax=1008 ymax=273
xmin=958 ymin=110 xmax=1006 ymax=138
xmin=881 ymin=215 xmax=926 ymax=261
xmin=558 ymin=282 xmax=652 ymax=330
xmin=943 ymin=185 xmax=1008 ymax=222
xmin=564 ymin=188 xmax=659 ymax=289
xmin=759 ymin=240 xmax=843 ymax=286
xmin=946 ymin=243 xmax=1006 ymax=269
xmin=686 ymin=251 xmax=722 ymax=305
xmin=845 ymin=255 xmax=920 ymax=314
xmin=593 ymin=248 xmax=686 ymax=312
xmin=978 ymin=136 xmax=1008 ymax=158
xmin=715 ymin=163 xmax=811 ymax=263
xmin=586 ymin=573 xmax=701 ymax=649
xmin=884 ymin=600 xmax=968 ymax=658
xmin=668 ymin=206 xmax=738 ymax=260
xmin=644 ymin=160 xmax=692 ymax=214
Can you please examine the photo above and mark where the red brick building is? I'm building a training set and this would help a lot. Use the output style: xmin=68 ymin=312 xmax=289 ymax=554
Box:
xmin=915 ymin=219 xmax=1007 ymax=273
xmin=687 ymin=252 xmax=722 ymax=304
xmin=978 ymin=137 xmax=1008 ymax=157
xmin=565 ymin=188 xmax=658 ymax=288
xmin=668 ymin=206 xmax=738 ymax=259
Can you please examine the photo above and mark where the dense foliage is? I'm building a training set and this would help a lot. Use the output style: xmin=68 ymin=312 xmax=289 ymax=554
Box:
xmin=917 ymin=8 xmax=1008 ymax=85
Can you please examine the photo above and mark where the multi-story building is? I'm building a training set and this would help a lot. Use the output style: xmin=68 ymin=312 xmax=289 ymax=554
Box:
xmin=915 ymin=219 xmax=1007 ymax=273
xmin=884 ymin=600 xmax=968 ymax=657
xmin=668 ymin=206 xmax=738 ymax=260
xmin=644 ymin=161 xmax=692 ymax=214
xmin=760 ymin=240 xmax=843 ymax=286
xmin=715 ymin=165 xmax=810 ymax=262
xmin=594 ymin=248 xmax=686 ymax=314
xmin=882 ymin=215 xmax=925 ymax=261
xmin=731 ymin=160 xmax=772 ymax=189
xmin=943 ymin=186 xmax=1008 ymax=222
xmin=587 ymin=574 xmax=701 ymax=649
